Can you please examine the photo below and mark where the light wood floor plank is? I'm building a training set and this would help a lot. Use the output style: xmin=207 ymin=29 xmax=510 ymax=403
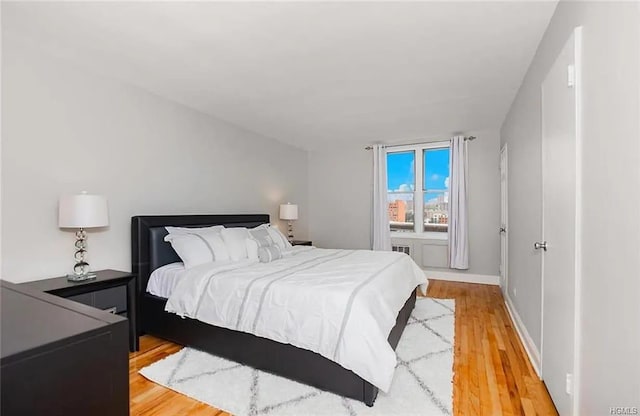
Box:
xmin=129 ymin=280 xmax=557 ymax=415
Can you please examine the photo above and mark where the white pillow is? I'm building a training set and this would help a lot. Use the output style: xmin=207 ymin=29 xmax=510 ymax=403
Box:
xmin=245 ymin=238 xmax=259 ymax=261
xmin=258 ymin=245 xmax=283 ymax=263
xmin=248 ymin=227 xmax=275 ymax=248
xmin=165 ymin=225 xmax=224 ymax=235
xmin=246 ymin=225 xmax=283 ymax=261
xmin=202 ymin=230 xmax=230 ymax=261
xmin=164 ymin=231 xmax=229 ymax=269
xmin=266 ymin=226 xmax=293 ymax=250
xmin=249 ymin=223 xmax=291 ymax=249
xmin=221 ymin=227 xmax=251 ymax=261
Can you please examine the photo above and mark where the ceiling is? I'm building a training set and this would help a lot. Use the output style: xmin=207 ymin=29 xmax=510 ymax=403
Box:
xmin=3 ymin=2 xmax=557 ymax=150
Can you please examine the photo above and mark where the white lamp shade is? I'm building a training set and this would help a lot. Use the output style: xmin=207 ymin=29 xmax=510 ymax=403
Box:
xmin=279 ymin=203 xmax=298 ymax=220
xmin=59 ymin=194 xmax=109 ymax=228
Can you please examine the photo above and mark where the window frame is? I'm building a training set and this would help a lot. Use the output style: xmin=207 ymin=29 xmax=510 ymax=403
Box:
xmin=387 ymin=140 xmax=450 ymax=240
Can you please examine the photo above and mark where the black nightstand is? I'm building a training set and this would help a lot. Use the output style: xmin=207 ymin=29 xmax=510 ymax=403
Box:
xmin=291 ymin=240 xmax=312 ymax=246
xmin=20 ymin=269 xmax=138 ymax=352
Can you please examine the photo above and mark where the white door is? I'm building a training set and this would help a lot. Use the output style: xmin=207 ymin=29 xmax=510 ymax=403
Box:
xmin=540 ymin=28 xmax=581 ymax=415
xmin=500 ymin=145 xmax=508 ymax=290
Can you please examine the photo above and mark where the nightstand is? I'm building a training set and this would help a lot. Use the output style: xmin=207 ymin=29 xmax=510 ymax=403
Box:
xmin=20 ymin=269 xmax=138 ymax=352
xmin=291 ymin=240 xmax=312 ymax=246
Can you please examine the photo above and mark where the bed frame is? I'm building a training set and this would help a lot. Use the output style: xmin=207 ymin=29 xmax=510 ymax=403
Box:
xmin=131 ymin=214 xmax=416 ymax=406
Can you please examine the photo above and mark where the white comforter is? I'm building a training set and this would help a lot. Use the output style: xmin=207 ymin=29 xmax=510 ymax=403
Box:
xmin=165 ymin=247 xmax=427 ymax=392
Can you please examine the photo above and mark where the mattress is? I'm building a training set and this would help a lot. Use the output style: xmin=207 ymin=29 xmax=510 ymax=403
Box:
xmin=147 ymin=259 xmax=245 ymax=298
xmin=146 ymin=262 xmax=187 ymax=298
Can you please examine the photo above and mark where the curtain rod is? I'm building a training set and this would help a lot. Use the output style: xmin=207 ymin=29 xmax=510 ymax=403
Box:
xmin=364 ymin=136 xmax=476 ymax=150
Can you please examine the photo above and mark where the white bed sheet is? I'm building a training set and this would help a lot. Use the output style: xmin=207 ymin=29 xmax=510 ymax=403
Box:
xmin=146 ymin=262 xmax=188 ymax=298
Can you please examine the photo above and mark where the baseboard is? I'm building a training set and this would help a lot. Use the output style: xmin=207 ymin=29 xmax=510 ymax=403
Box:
xmin=424 ymin=269 xmax=500 ymax=285
xmin=503 ymin=293 xmax=542 ymax=378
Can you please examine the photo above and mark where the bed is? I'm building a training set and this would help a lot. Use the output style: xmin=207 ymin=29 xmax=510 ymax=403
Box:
xmin=132 ymin=214 xmax=422 ymax=406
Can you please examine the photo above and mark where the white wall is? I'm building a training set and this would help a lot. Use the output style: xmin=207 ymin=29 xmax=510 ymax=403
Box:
xmin=308 ymin=129 xmax=501 ymax=277
xmin=1 ymin=35 xmax=308 ymax=283
xmin=501 ymin=1 xmax=640 ymax=413
xmin=308 ymin=144 xmax=372 ymax=250
xmin=0 ymin=4 xmax=3 ymax=278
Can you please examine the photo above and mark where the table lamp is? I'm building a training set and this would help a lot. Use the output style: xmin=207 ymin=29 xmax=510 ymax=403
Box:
xmin=279 ymin=203 xmax=298 ymax=242
xmin=59 ymin=192 xmax=109 ymax=281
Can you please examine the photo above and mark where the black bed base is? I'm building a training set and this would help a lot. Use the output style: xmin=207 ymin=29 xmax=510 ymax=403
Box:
xmin=142 ymin=290 xmax=416 ymax=406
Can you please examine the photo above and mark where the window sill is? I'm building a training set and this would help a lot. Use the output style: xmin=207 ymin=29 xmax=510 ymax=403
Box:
xmin=390 ymin=232 xmax=448 ymax=241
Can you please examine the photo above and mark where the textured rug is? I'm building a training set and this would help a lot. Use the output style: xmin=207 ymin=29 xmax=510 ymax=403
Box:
xmin=139 ymin=298 xmax=455 ymax=416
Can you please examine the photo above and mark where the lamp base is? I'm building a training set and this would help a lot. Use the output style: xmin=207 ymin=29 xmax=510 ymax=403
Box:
xmin=69 ymin=228 xmax=95 ymax=282
xmin=287 ymin=220 xmax=294 ymax=242
xmin=67 ymin=272 xmax=97 ymax=282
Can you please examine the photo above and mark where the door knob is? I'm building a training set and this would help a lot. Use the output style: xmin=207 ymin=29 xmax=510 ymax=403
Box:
xmin=534 ymin=241 xmax=547 ymax=251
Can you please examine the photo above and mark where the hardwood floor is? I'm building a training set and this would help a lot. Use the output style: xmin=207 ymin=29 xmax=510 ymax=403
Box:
xmin=129 ymin=280 xmax=557 ymax=415
xmin=129 ymin=336 xmax=231 ymax=416
xmin=428 ymin=280 xmax=557 ymax=416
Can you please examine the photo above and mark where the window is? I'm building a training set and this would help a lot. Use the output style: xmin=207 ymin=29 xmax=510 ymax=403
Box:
xmin=387 ymin=142 xmax=450 ymax=235
xmin=387 ymin=151 xmax=414 ymax=232
xmin=422 ymin=147 xmax=450 ymax=233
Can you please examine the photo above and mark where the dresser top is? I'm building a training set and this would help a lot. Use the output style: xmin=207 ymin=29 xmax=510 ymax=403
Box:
xmin=1 ymin=280 xmax=125 ymax=363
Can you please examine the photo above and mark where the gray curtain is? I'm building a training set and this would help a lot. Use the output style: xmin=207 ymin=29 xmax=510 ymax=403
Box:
xmin=372 ymin=144 xmax=392 ymax=251
xmin=448 ymin=136 xmax=469 ymax=269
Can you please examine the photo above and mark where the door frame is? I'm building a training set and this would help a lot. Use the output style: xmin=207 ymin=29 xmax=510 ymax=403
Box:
xmin=500 ymin=144 xmax=509 ymax=292
xmin=539 ymin=26 xmax=583 ymax=415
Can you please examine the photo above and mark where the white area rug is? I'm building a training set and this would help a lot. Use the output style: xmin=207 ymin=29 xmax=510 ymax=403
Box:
xmin=139 ymin=298 xmax=455 ymax=416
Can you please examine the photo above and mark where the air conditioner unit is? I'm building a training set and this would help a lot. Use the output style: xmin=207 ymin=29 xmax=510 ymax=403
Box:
xmin=391 ymin=244 xmax=411 ymax=255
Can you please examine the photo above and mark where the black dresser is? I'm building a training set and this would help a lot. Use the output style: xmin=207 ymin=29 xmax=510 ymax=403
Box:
xmin=1 ymin=280 xmax=129 ymax=416
xmin=19 ymin=269 xmax=139 ymax=352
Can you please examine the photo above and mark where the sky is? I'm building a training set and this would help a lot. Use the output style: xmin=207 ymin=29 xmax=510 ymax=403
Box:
xmin=387 ymin=148 xmax=450 ymax=193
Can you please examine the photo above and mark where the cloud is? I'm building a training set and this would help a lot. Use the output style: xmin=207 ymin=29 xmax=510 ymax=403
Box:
xmin=388 ymin=183 xmax=414 ymax=201
xmin=444 ymin=177 xmax=450 ymax=189
xmin=387 ymin=183 xmax=414 ymax=193
xmin=398 ymin=184 xmax=413 ymax=192
xmin=425 ymin=191 xmax=449 ymax=205
xmin=430 ymin=174 xmax=440 ymax=181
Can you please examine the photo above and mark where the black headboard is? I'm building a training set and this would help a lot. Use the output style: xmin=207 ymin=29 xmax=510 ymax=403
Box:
xmin=131 ymin=214 xmax=270 ymax=296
